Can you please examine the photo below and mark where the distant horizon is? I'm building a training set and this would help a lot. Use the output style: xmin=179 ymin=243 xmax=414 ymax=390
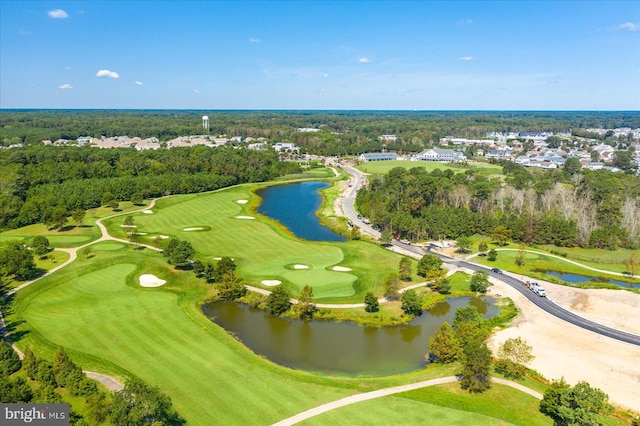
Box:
xmin=2 ymin=1 xmax=638 ymax=110
xmin=2 ymin=108 xmax=639 ymax=113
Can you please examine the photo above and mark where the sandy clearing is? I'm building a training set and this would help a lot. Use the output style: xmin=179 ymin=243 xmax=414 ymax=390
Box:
xmin=485 ymin=274 xmax=640 ymax=411
xmin=235 ymin=216 xmax=255 ymax=220
xmin=139 ymin=274 xmax=166 ymax=287
xmin=332 ymin=266 xmax=352 ymax=272
xmin=261 ymin=280 xmax=282 ymax=287
xmin=293 ymin=264 xmax=309 ymax=270
xmin=142 ymin=210 xmax=153 ymax=214
xmin=236 ymin=200 xmax=248 ymax=204
xmin=184 ymin=227 xmax=203 ymax=231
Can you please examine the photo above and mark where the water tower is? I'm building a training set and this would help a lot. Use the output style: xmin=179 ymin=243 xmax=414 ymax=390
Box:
xmin=202 ymin=115 xmax=209 ymax=130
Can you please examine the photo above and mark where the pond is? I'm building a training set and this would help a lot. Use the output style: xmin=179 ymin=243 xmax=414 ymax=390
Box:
xmin=203 ymin=297 xmax=498 ymax=376
xmin=537 ymin=270 xmax=640 ymax=289
xmin=256 ymin=181 xmax=347 ymax=242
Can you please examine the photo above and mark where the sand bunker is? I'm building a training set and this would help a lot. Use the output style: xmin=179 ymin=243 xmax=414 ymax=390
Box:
xmin=261 ymin=280 xmax=282 ymax=287
xmin=155 ymin=235 xmax=169 ymax=239
xmin=142 ymin=210 xmax=153 ymax=214
xmin=293 ymin=264 xmax=309 ymax=269
xmin=235 ymin=216 xmax=255 ymax=220
xmin=184 ymin=227 xmax=203 ymax=231
xmin=139 ymin=274 xmax=166 ymax=287
xmin=332 ymin=266 xmax=352 ymax=272
xmin=236 ymin=200 xmax=248 ymax=204
xmin=213 ymin=257 xmax=234 ymax=261
xmin=121 ymin=224 xmax=137 ymax=228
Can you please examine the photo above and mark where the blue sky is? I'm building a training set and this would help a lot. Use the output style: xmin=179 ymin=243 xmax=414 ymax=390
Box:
xmin=1 ymin=1 xmax=639 ymax=110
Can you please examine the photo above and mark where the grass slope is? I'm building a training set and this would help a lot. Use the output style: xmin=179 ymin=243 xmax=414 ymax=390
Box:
xmin=356 ymin=160 xmax=502 ymax=176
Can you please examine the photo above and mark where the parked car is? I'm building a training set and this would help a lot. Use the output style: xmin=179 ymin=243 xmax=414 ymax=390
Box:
xmin=490 ymin=268 xmax=503 ymax=274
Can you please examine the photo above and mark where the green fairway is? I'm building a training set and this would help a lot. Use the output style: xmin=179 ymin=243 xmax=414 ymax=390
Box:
xmin=356 ymin=160 xmax=503 ymax=176
xmin=104 ymin=185 xmax=404 ymax=302
xmin=305 ymin=382 xmax=552 ymax=426
xmin=12 ymin=245 xmax=359 ymax=424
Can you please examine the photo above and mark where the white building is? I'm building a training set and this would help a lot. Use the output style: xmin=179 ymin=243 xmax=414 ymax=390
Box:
xmin=273 ymin=142 xmax=297 ymax=152
xmin=411 ymin=148 xmax=466 ymax=163
xmin=359 ymin=152 xmax=398 ymax=162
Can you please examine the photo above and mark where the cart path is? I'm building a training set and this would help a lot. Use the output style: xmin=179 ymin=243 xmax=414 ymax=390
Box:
xmin=271 ymin=376 xmax=543 ymax=426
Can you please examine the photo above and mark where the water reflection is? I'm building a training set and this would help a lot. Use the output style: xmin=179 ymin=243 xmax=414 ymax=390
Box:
xmin=203 ymin=296 xmax=498 ymax=376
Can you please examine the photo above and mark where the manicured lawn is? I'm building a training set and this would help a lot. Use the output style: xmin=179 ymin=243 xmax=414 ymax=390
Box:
xmin=473 ymin=250 xmax=640 ymax=288
xmin=8 ymin=243 xmax=532 ymax=425
xmin=306 ymin=382 xmax=551 ymax=426
xmin=356 ymin=160 xmax=503 ymax=177
xmin=103 ymin=185 xmax=406 ymax=302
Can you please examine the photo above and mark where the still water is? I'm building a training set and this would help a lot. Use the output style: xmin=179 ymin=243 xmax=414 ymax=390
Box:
xmin=538 ymin=270 xmax=640 ymax=289
xmin=256 ymin=181 xmax=347 ymax=242
xmin=203 ymin=297 xmax=498 ymax=376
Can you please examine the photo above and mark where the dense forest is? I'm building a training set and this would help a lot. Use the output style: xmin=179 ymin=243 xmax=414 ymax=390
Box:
xmin=356 ymin=164 xmax=640 ymax=249
xmin=0 ymin=145 xmax=300 ymax=229
xmin=2 ymin=110 xmax=640 ymax=156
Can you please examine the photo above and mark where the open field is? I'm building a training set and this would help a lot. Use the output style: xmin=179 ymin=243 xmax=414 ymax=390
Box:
xmin=103 ymin=185 xmax=411 ymax=302
xmin=356 ymin=160 xmax=503 ymax=176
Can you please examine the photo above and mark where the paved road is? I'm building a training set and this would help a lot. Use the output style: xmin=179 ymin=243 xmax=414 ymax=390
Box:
xmin=339 ymin=163 xmax=640 ymax=347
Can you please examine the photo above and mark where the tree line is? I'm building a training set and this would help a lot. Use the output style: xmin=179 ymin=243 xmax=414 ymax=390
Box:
xmin=356 ymin=164 xmax=640 ymax=249
xmin=0 ymin=145 xmax=301 ymax=229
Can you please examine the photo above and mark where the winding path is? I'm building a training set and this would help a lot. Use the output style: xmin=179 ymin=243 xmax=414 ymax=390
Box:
xmin=271 ymin=376 xmax=542 ymax=426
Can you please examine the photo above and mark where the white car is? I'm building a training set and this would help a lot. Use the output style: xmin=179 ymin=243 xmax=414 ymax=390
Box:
xmin=536 ymin=287 xmax=547 ymax=297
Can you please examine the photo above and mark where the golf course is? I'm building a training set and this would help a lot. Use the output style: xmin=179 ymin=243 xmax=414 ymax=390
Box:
xmin=1 ymin=176 xmax=629 ymax=425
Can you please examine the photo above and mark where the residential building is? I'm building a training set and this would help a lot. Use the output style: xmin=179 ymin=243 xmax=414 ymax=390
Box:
xmin=411 ymin=148 xmax=466 ymax=162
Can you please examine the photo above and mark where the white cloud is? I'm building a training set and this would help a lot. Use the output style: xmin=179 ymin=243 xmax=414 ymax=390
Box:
xmin=193 ymin=89 xmax=201 ymax=94
xmin=135 ymin=81 xmax=143 ymax=86
xmin=617 ymin=22 xmax=639 ymax=31
xmin=322 ymin=73 xmax=329 ymax=78
xmin=458 ymin=19 xmax=473 ymax=26
xmin=460 ymin=56 xmax=473 ymax=61
xmin=58 ymin=83 xmax=72 ymax=89
xmin=48 ymin=9 xmax=68 ymax=19
xmin=96 ymin=69 xmax=120 ymax=79
xmin=359 ymin=57 xmax=370 ymax=63
xmin=249 ymin=37 xmax=261 ymax=43
xmin=65 ymin=66 xmax=72 ymax=71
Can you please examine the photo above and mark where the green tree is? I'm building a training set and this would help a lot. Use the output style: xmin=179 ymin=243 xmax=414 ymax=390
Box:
xmin=266 ymin=286 xmax=291 ymax=316
xmin=459 ymin=342 xmax=492 ymax=393
xmin=487 ymin=248 xmax=498 ymax=261
xmin=22 ymin=345 xmax=38 ymax=380
xmin=455 ymin=236 xmax=472 ymax=253
xmin=563 ymin=157 xmax=582 ymax=175
xmin=130 ymin=192 xmax=144 ymax=205
xmin=0 ymin=376 xmax=33 ymax=403
xmin=364 ymin=291 xmax=379 ymax=312
xmin=380 ymin=229 xmax=393 ymax=245
xmin=86 ymin=393 xmax=110 ymax=424
xmin=627 ymin=252 xmax=639 ymax=277
xmin=109 ymin=377 xmax=186 ymax=426
xmin=53 ymin=347 xmax=75 ymax=387
xmin=478 ymin=241 xmax=488 ymax=254
xmin=453 ymin=305 xmax=483 ymax=328
xmin=437 ymin=278 xmax=451 ymax=294
xmin=108 ymin=200 xmax=119 ymax=210
xmin=383 ymin=273 xmax=401 ymax=300
xmin=203 ymin=263 xmax=216 ymax=283
xmin=428 ymin=322 xmax=459 ymax=363
xmin=169 ymin=241 xmax=194 ymax=267
xmin=71 ymin=209 xmax=85 ymax=227
xmin=36 ymin=361 xmax=57 ymax=387
xmin=612 ymin=150 xmax=633 ymax=170
xmin=101 ymin=192 xmax=115 ymax=206
xmin=31 ymin=236 xmax=50 ymax=257
xmin=50 ymin=207 xmax=68 ymax=230
xmin=400 ymin=289 xmax=423 ymax=316
xmin=123 ymin=215 xmax=135 ymax=230
xmin=470 ymin=270 xmax=491 ymax=294
xmin=417 ymin=254 xmax=443 ymax=277
xmin=515 ymin=243 xmax=526 ymax=266
xmin=495 ymin=337 xmax=534 ymax=380
xmin=79 ymin=246 xmax=93 ymax=259
xmin=215 ymin=257 xmax=236 ymax=282
xmin=0 ymin=340 xmax=21 ymax=376
xmin=399 ymin=257 xmax=412 ymax=281
xmin=295 ymin=285 xmax=316 ymax=320
xmin=490 ymin=226 xmax=511 ymax=246
xmin=540 ymin=379 xmax=612 ymax=426
xmin=350 ymin=225 xmax=361 ymax=240
xmin=192 ymin=260 xmax=204 ymax=277
xmin=0 ymin=240 xmax=37 ymax=280
xmin=216 ymin=272 xmax=246 ymax=301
